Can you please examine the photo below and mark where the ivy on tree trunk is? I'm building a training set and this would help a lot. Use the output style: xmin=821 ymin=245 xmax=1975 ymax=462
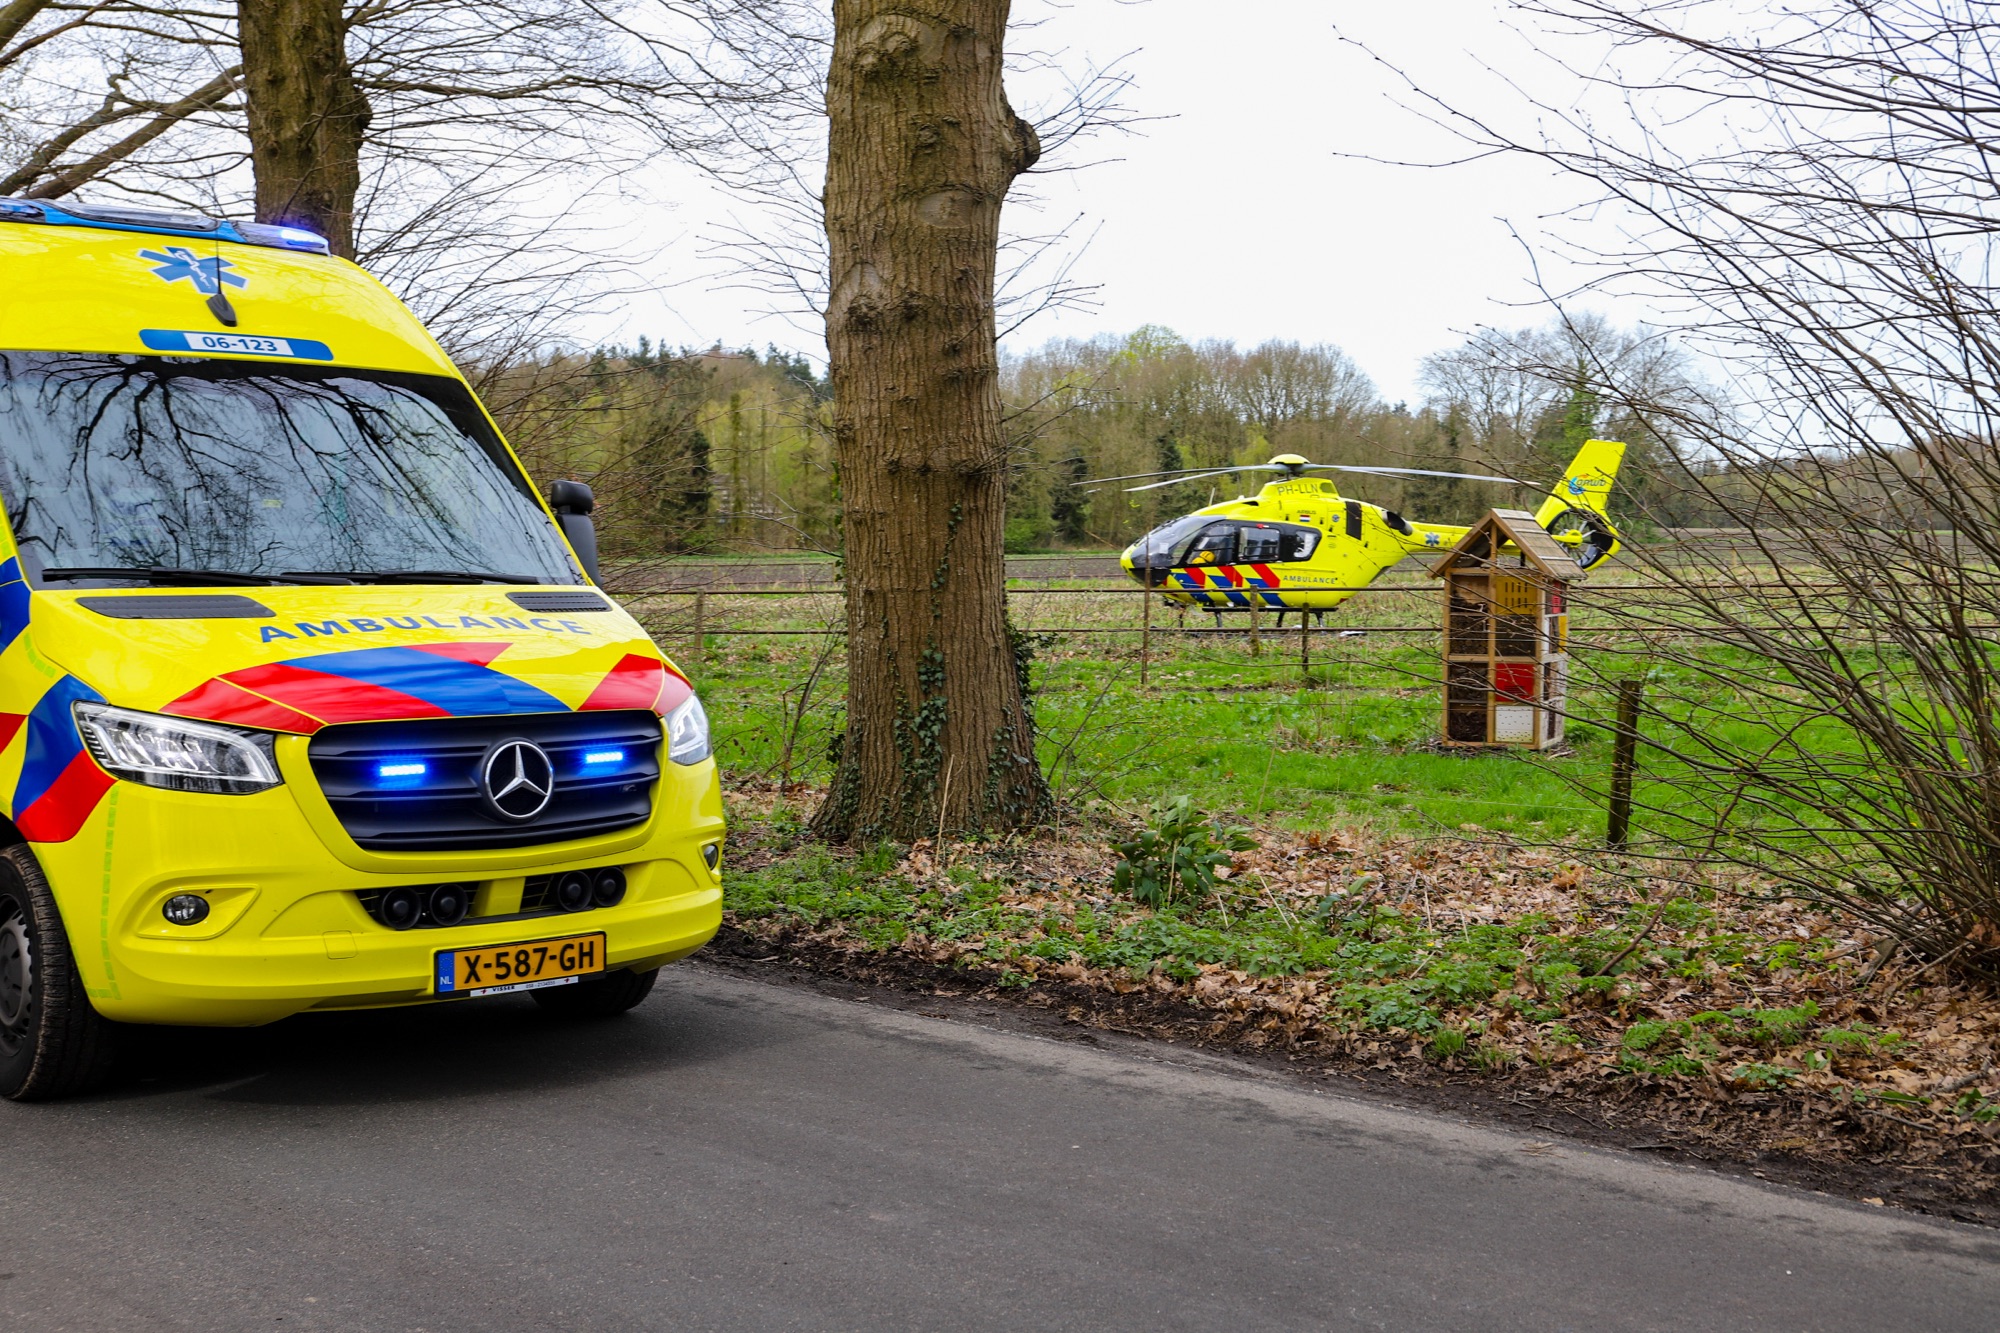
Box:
xmin=814 ymin=0 xmax=1052 ymax=842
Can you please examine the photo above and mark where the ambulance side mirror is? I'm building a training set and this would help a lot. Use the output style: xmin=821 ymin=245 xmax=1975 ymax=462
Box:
xmin=548 ymin=480 xmax=599 ymax=584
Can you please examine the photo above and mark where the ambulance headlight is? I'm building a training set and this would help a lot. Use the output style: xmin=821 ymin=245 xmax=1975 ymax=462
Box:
xmin=73 ymin=702 xmax=282 ymax=794
xmin=665 ymin=694 xmax=711 ymax=765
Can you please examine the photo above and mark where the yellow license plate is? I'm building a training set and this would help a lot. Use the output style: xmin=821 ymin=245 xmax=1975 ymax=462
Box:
xmin=435 ymin=932 xmax=605 ymax=997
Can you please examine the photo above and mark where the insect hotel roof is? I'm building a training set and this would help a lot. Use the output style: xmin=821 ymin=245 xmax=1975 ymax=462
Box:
xmin=1426 ymin=509 xmax=1590 ymax=583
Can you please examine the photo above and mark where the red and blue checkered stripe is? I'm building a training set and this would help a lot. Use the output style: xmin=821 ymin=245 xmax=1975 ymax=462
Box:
xmin=12 ymin=674 xmax=112 ymax=842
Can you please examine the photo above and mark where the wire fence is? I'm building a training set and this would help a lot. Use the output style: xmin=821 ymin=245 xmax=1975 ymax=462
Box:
xmin=603 ymin=569 xmax=1846 ymax=810
xmin=600 ymin=566 xmax=1892 ymax=742
xmin=602 ymin=576 xmax=1816 ymax=660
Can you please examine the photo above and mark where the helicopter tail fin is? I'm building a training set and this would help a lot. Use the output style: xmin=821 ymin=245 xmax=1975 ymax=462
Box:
xmin=1533 ymin=439 xmax=1625 ymax=529
xmin=1533 ymin=439 xmax=1626 ymax=569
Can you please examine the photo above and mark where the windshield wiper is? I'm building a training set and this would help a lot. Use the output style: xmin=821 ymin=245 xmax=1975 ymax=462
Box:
xmin=285 ymin=569 xmax=541 ymax=585
xmin=41 ymin=566 xmax=353 ymax=587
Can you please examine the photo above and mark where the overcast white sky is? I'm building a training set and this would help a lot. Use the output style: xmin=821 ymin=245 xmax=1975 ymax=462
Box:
xmin=613 ymin=1 xmax=1621 ymax=405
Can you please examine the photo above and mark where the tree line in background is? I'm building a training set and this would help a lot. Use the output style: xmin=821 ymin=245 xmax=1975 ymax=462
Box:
xmin=485 ymin=340 xmax=833 ymax=562
xmin=1001 ymin=311 xmax=1716 ymax=551
xmin=497 ymin=310 xmax=1720 ymax=562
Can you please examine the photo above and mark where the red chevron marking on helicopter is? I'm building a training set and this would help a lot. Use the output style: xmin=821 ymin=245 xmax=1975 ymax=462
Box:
xmin=1213 ymin=565 xmax=1244 ymax=588
xmin=1248 ymin=563 xmax=1280 ymax=588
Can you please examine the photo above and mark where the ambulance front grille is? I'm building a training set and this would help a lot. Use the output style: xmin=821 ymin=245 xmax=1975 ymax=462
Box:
xmin=307 ymin=711 xmax=662 ymax=852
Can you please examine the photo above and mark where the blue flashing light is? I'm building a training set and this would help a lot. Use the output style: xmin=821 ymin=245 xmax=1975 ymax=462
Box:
xmin=0 ymin=196 xmax=333 ymax=255
xmin=582 ymin=750 xmax=625 ymax=766
xmin=377 ymin=761 xmax=427 ymax=780
xmin=237 ymin=220 xmax=333 ymax=254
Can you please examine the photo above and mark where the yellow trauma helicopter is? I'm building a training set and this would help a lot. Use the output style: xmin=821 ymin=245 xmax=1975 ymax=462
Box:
xmin=1095 ymin=440 xmax=1627 ymax=616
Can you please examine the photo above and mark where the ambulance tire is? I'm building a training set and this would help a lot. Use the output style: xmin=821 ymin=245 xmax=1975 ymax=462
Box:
xmin=0 ymin=844 xmax=120 ymax=1102
xmin=531 ymin=965 xmax=658 ymax=1019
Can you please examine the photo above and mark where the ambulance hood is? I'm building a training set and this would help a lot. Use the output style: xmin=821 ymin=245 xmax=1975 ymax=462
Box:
xmin=14 ymin=580 xmax=688 ymax=735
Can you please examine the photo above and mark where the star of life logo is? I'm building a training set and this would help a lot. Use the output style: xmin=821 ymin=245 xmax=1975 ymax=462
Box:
xmin=139 ymin=246 xmax=247 ymax=296
xmin=1425 ymin=532 xmax=1442 ymax=547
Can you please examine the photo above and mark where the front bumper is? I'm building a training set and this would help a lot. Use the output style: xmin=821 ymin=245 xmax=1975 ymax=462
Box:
xmin=36 ymin=752 xmax=725 ymax=1026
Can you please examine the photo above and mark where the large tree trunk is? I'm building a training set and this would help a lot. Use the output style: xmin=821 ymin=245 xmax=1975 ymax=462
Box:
xmin=235 ymin=0 xmax=369 ymax=258
xmin=814 ymin=0 xmax=1051 ymax=842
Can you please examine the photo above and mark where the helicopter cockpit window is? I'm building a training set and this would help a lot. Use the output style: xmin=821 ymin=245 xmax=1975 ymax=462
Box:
xmin=1183 ymin=522 xmax=1237 ymax=566
xmin=1131 ymin=515 xmax=1318 ymax=569
xmin=1237 ymin=524 xmax=1283 ymax=563
xmin=1237 ymin=522 xmax=1318 ymax=563
xmin=1127 ymin=513 xmax=1211 ymax=568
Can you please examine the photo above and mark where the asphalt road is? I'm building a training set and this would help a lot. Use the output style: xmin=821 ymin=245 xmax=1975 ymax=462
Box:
xmin=4 ymin=966 xmax=1998 ymax=1332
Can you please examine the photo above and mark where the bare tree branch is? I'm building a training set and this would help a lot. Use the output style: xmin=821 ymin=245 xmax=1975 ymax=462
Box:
xmin=7 ymin=65 xmax=240 ymax=198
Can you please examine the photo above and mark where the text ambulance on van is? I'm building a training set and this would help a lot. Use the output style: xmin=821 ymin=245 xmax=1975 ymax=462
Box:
xmin=0 ymin=198 xmax=724 ymax=1099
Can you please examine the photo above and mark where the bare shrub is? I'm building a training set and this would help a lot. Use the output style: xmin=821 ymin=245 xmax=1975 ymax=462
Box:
xmin=1420 ymin=1 xmax=2000 ymax=966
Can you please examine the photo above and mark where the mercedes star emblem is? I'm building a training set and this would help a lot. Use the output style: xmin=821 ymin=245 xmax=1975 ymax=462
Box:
xmin=480 ymin=739 xmax=555 ymax=821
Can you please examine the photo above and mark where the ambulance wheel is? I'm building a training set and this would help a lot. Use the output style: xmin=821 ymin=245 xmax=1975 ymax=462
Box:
xmin=531 ymin=966 xmax=658 ymax=1018
xmin=0 ymin=844 xmax=119 ymax=1101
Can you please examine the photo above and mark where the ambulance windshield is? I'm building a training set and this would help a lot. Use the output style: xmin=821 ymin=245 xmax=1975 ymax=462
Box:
xmin=0 ymin=353 xmax=578 ymax=586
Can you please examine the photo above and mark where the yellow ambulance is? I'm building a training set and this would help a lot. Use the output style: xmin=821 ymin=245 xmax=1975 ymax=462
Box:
xmin=0 ymin=198 xmax=723 ymax=1099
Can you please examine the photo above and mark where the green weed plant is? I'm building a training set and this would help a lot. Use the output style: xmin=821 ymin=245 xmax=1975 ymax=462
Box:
xmin=1109 ymin=796 xmax=1258 ymax=908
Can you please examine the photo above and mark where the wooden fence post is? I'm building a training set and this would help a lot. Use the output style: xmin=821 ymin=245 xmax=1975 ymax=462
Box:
xmin=1607 ymin=679 xmax=1642 ymax=849
xmin=1140 ymin=588 xmax=1152 ymax=689
xmin=690 ymin=592 xmax=705 ymax=673
xmin=1249 ymin=603 xmax=1261 ymax=657
xmin=1300 ymin=609 xmax=1312 ymax=685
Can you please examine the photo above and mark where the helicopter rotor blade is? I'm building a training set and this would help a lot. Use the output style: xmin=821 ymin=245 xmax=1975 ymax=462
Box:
xmin=1122 ymin=469 xmax=1253 ymax=493
xmin=1302 ymin=463 xmax=1540 ymax=486
xmin=1074 ymin=463 xmax=1285 ymax=487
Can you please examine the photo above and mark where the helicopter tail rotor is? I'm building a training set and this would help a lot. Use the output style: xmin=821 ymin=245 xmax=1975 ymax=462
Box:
xmin=1535 ymin=439 xmax=1627 ymax=569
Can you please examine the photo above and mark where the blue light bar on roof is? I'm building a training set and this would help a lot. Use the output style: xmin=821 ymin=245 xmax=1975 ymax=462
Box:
xmin=236 ymin=221 xmax=334 ymax=253
xmin=0 ymin=197 xmax=332 ymax=255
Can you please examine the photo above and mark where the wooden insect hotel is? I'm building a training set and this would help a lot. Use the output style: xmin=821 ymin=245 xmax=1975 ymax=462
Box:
xmin=1428 ymin=509 xmax=1580 ymax=750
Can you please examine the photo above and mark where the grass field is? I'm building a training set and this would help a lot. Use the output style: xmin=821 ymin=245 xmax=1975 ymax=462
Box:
xmin=616 ymin=569 xmax=1691 ymax=842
